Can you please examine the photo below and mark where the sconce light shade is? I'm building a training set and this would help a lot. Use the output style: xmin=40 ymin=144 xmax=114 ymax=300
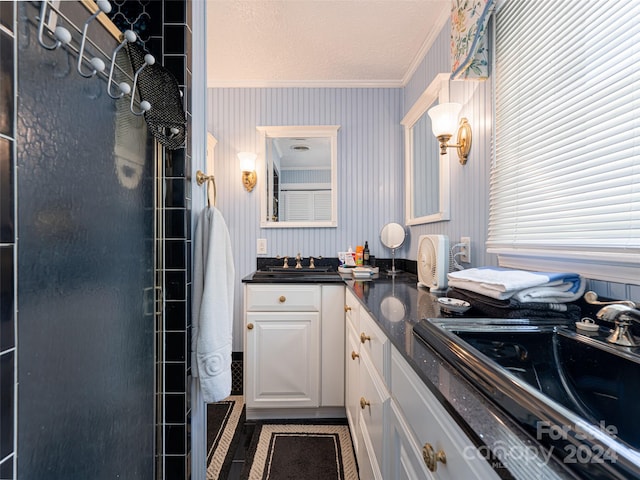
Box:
xmin=427 ymin=102 xmax=462 ymax=138
xmin=427 ymin=102 xmax=472 ymax=165
xmin=238 ymin=152 xmax=258 ymax=192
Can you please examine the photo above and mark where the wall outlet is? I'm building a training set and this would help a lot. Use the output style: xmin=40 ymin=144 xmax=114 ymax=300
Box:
xmin=460 ymin=237 xmax=471 ymax=263
xmin=257 ymin=238 xmax=267 ymax=255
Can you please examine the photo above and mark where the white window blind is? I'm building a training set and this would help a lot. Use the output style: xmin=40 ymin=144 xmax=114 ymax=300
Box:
xmin=489 ymin=0 xmax=640 ymax=283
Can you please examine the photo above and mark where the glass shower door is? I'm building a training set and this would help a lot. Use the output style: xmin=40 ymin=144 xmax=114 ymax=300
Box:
xmin=16 ymin=3 xmax=155 ymax=478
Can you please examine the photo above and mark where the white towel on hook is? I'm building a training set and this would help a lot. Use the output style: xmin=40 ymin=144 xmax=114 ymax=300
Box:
xmin=192 ymin=206 xmax=235 ymax=403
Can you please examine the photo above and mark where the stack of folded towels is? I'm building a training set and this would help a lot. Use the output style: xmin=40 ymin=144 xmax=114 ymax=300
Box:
xmin=446 ymin=267 xmax=585 ymax=322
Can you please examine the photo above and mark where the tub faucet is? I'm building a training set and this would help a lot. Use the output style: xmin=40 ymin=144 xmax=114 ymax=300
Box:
xmin=596 ymin=304 xmax=640 ymax=347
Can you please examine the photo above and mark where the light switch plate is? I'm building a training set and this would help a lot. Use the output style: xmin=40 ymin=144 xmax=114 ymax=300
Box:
xmin=257 ymin=238 xmax=267 ymax=255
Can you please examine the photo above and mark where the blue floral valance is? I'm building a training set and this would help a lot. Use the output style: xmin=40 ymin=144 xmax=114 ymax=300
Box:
xmin=451 ymin=0 xmax=496 ymax=80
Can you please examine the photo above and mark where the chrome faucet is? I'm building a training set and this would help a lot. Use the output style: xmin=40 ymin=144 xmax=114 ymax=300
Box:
xmin=596 ymin=304 xmax=640 ymax=347
xmin=585 ymin=291 xmax=640 ymax=346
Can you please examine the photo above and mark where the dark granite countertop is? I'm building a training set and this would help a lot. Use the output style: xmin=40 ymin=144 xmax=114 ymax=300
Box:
xmin=343 ymin=273 xmax=577 ymax=480
xmin=244 ymin=267 xmax=583 ymax=478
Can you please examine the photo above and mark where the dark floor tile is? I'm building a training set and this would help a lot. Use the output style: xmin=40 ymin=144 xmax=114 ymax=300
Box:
xmin=227 ymin=461 xmax=243 ymax=480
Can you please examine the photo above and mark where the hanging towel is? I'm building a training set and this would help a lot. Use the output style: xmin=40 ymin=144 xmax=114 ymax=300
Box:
xmin=447 ymin=267 xmax=583 ymax=301
xmin=192 ymin=206 xmax=235 ymax=403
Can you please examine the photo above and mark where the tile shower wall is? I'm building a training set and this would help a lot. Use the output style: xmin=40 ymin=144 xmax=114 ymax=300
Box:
xmin=0 ymin=1 xmax=192 ymax=479
xmin=0 ymin=3 xmax=15 ymax=478
xmin=109 ymin=1 xmax=193 ymax=478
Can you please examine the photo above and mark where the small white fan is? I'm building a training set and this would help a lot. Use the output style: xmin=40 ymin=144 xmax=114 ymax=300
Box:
xmin=417 ymin=234 xmax=450 ymax=292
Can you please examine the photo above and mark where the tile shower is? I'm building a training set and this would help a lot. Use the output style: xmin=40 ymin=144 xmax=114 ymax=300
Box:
xmin=0 ymin=1 xmax=193 ymax=479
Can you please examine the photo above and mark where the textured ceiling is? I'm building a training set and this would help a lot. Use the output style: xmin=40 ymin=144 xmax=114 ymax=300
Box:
xmin=206 ymin=1 xmax=450 ymax=88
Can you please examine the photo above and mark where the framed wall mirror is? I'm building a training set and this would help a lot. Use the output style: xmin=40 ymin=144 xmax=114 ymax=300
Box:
xmin=402 ymin=73 xmax=451 ymax=225
xmin=257 ymin=125 xmax=340 ymax=228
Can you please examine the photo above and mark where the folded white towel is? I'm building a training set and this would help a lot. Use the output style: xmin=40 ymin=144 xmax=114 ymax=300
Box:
xmin=512 ymin=277 xmax=586 ymax=303
xmin=448 ymin=267 xmax=583 ymax=302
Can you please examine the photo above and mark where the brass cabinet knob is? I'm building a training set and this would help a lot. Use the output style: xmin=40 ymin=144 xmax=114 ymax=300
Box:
xmin=279 ymin=295 xmax=286 ymax=303
xmin=359 ymin=397 xmax=370 ymax=409
xmin=344 ymin=305 xmax=351 ymax=312
xmin=422 ymin=443 xmax=447 ymax=472
xmin=351 ymin=351 xmax=359 ymax=360
xmin=360 ymin=332 xmax=371 ymax=344
xmin=247 ymin=323 xmax=254 ymax=330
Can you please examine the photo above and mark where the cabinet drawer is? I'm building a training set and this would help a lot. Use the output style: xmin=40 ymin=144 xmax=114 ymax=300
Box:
xmin=359 ymin=352 xmax=389 ymax=479
xmin=360 ymin=309 xmax=390 ymax=385
xmin=391 ymin=348 xmax=499 ymax=479
xmin=345 ymin=289 xmax=360 ymax=334
xmin=245 ymin=284 xmax=321 ymax=311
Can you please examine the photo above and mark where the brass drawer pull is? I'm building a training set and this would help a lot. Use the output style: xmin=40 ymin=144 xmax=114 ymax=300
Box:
xmin=360 ymin=332 xmax=371 ymax=344
xmin=359 ymin=397 xmax=370 ymax=409
xmin=422 ymin=443 xmax=446 ymax=472
xmin=279 ymin=295 xmax=286 ymax=303
xmin=247 ymin=323 xmax=254 ymax=330
xmin=351 ymin=351 xmax=359 ymax=360
xmin=344 ymin=305 xmax=351 ymax=312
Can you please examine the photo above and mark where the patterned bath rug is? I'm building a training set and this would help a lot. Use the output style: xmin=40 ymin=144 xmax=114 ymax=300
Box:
xmin=241 ymin=424 xmax=358 ymax=480
xmin=207 ymin=395 xmax=245 ymax=479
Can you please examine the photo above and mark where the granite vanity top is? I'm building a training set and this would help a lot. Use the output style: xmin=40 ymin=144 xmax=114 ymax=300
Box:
xmin=343 ymin=273 xmax=582 ymax=480
xmin=245 ymin=268 xmax=638 ymax=479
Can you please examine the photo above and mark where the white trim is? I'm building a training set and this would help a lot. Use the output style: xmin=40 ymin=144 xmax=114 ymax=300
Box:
xmin=402 ymin=73 xmax=451 ymax=226
xmin=208 ymin=79 xmax=404 ymax=89
xmin=400 ymin=7 xmax=451 ymax=87
xmin=257 ymin=126 xmax=340 ymax=229
xmin=191 ymin=1 xmax=208 ymax=479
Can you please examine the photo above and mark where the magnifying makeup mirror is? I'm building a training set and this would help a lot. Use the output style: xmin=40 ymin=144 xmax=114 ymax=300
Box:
xmin=380 ymin=222 xmax=406 ymax=275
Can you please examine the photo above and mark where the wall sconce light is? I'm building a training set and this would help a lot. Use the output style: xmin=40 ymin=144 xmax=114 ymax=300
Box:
xmin=427 ymin=102 xmax=472 ymax=165
xmin=238 ymin=152 xmax=257 ymax=192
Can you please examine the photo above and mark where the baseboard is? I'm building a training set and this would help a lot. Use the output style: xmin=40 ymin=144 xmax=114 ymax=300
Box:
xmin=246 ymin=406 xmax=347 ymax=421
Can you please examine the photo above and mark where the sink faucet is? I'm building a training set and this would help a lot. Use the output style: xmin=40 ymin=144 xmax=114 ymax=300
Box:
xmin=596 ymin=304 xmax=640 ymax=347
xmin=295 ymin=253 xmax=302 ymax=269
xmin=585 ymin=291 xmax=640 ymax=346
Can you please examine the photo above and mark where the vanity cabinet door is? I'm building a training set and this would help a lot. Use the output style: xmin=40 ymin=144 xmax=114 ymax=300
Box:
xmin=245 ymin=311 xmax=320 ymax=408
xmin=345 ymin=327 xmax=361 ymax=453
xmin=391 ymin=347 xmax=500 ymax=480
xmin=358 ymin=351 xmax=390 ymax=480
xmin=389 ymin=400 xmax=432 ymax=480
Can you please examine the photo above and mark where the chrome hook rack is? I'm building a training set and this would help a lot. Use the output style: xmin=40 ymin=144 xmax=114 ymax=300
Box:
xmin=130 ymin=53 xmax=154 ymax=116
xmin=107 ymin=30 xmax=136 ymax=99
xmin=37 ymin=1 xmax=72 ymax=50
xmin=77 ymin=0 xmax=111 ymax=78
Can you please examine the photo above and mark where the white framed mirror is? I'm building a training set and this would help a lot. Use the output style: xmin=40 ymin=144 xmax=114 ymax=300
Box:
xmin=257 ymin=125 xmax=340 ymax=228
xmin=402 ymin=73 xmax=451 ymax=225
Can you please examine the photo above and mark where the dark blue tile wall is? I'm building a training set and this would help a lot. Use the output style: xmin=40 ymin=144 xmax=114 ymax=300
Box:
xmin=110 ymin=2 xmax=191 ymax=477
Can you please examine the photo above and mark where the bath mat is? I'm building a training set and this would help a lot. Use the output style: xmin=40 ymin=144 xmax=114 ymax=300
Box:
xmin=241 ymin=424 xmax=358 ymax=480
xmin=207 ymin=395 xmax=245 ymax=479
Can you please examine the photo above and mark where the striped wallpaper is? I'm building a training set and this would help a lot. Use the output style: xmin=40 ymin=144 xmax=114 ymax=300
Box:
xmin=206 ymin=19 xmax=639 ymax=350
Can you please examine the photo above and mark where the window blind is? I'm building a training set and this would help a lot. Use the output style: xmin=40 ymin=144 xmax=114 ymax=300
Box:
xmin=489 ymin=0 xmax=640 ymax=281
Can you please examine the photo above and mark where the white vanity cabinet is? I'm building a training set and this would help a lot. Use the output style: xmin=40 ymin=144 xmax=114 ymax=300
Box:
xmin=244 ymin=283 xmax=345 ymax=418
xmin=344 ymin=287 xmax=500 ymax=480
xmin=344 ymin=289 xmax=390 ymax=480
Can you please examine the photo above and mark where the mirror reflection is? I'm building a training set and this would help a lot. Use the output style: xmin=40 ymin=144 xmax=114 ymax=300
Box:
xmin=402 ymin=73 xmax=451 ymax=225
xmin=257 ymin=126 xmax=339 ymax=228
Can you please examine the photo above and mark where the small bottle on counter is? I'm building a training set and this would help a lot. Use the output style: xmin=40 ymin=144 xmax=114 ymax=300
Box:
xmin=355 ymin=245 xmax=364 ymax=266
xmin=363 ymin=241 xmax=370 ymax=265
